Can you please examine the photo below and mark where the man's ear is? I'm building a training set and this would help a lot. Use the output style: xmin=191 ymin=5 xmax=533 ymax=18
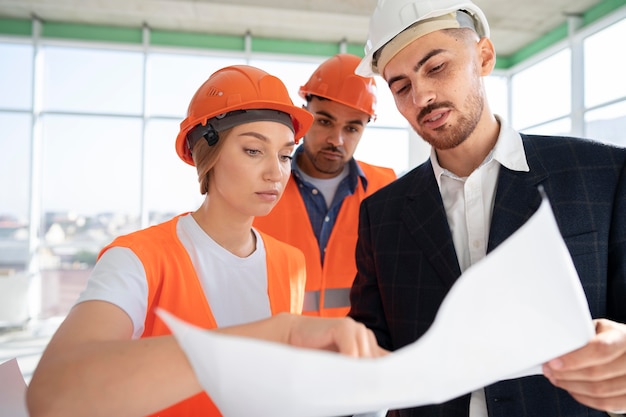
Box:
xmin=477 ymin=37 xmax=496 ymax=76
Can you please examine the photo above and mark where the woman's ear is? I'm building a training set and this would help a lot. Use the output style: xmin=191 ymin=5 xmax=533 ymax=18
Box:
xmin=477 ymin=37 xmax=496 ymax=76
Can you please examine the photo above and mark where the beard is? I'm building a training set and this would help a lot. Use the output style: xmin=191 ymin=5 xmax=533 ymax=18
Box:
xmin=416 ymin=87 xmax=484 ymax=151
xmin=302 ymin=144 xmax=346 ymax=176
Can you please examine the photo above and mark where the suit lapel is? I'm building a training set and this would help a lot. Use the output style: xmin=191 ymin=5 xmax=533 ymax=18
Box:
xmin=400 ymin=161 xmax=462 ymax=288
xmin=488 ymin=135 xmax=547 ymax=252
xmin=399 ymin=135 xmax=550 ymax=288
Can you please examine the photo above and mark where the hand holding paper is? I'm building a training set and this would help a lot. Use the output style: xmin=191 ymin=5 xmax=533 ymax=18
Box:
xmin=158 ymin=197 xmax=595 ymax=417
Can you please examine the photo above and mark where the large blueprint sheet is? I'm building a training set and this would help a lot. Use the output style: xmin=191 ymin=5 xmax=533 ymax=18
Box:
xmin=159 ymin=197 xmax=595 ymax=417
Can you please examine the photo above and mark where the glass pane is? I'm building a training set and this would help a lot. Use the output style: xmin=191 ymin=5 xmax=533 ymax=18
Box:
xmin=0 ymin=112 xmax=31 ymax=274
xmin=0 ymin=112 xmax=31 ymax=220
xmin=41 ymin=114 xmax=143 ymax=217
xmin=42 ymin=46 xmax=143 ymax=115
xmin=585 ymin=18 xmax=626 ymax=108
xmin=38 ymin=114 xmax=143 ymax=318
xmin=144 ymin=118 xmax=204 ymax=223
xmin=0 ymin=43 xmax=33 ymax=110
xmin=148 ymin=53 xmax=246 ymax=117
xmin=511 ymin=49 xmax=571 ymax=130
xmin=585 ymin=100 xmax=626 ymax=147
xmin=520 ymin=117 xmax=571 ymax=136
xmin=485 ymin=74 xmax=508 ymax=120
xmin=355 ymin=127 xmax=410 ymax=175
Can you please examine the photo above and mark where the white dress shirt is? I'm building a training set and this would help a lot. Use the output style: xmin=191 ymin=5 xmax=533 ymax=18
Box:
xmin=430 ymin=117 xmax=529 ymax=416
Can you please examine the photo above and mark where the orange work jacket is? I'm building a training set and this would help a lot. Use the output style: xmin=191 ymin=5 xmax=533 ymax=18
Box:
xmin=254 ymin=161 xmax=396 ymax=317
xmin=99 ymin=214 xmax=305 ymax=417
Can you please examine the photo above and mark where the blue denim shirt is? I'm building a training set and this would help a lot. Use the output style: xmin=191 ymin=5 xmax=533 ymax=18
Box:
xmin=291 ymin=145 xmax=368 ymax=264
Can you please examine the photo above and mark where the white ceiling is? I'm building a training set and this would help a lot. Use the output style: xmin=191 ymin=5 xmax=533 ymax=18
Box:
xmin=0 ymin=0 xmax=605 ymax=57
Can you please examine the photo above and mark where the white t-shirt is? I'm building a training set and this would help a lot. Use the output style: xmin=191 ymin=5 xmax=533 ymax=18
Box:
xmin=299 ymin=164 xmax=349 ymax=208
xmin=76 ymin=214 xmax=271 ymax=338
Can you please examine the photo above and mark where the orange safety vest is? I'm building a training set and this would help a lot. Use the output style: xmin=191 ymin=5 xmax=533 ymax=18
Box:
xmin=99 ymin=214 xmax=305 ymax=417
xmin=254 ymin=161 xmax=396 ymax=317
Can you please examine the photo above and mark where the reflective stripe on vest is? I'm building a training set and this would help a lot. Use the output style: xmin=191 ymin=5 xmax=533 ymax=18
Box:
xmin=302 ymin=288 xmax=351 ymax=312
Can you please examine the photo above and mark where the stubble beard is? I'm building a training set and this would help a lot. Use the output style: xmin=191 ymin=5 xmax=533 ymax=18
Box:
xmin=417 ymin=89 xmax=484 ymax=151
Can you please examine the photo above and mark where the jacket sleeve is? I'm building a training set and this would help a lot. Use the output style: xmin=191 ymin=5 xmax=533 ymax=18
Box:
xmin=348 ymin=197 xmax=393 ymax=350
xmin=608 ymin=149 xmax=626 ymax=323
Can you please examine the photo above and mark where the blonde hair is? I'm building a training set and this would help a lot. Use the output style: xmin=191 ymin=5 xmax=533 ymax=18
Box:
xmin=191 ymin=127 xmax=232 ymax=195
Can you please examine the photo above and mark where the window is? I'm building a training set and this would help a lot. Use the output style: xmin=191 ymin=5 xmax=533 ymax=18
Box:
xmin=144 ymin=118 xmax=204 ymax=221
xmin=485 ymin=74 xmax=508 ymax=120
xmin=41 ymin=115 xmax=142 ymax=219
xmin=249 ymin=57 xmax=322 ymax=107
xmin=0 ymin=113 xmax=32 ymax=273
xmin=147 ymin=53 xmax=245 ymax=117
xmin=520 ymin=117 xmax=572 ymax=137
xmin=511 ymin=49 xmax=571 ymax=130
xmin=42 ymin=46 xmax=143 ymax=115
xmin=356 ymin=127 xmax=410 ymax=175
xmin=0 ymin=43 xmax=33 ymax=110
xmin=584 ymin=18 xmax=626 ymax=108
xmin=357 ymin=78 xmax=411 ymax=175
xmin=585 ymin=101 xmax=626 ymax=147
xmin=0 ymin=113 xmax=31 ymax=222
xmin=38 ymin=114 xmax=142 ymax=317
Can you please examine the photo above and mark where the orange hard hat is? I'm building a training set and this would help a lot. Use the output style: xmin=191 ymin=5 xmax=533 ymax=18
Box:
xmin=176 ymin=65 xmax=314 ymax=166
xmin=299 ymin=53 xmax=377 ymax=118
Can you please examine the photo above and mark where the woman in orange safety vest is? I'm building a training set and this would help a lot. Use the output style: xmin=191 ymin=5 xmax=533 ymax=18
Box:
xmin=26 ymin=65 xmax=386 ymax=417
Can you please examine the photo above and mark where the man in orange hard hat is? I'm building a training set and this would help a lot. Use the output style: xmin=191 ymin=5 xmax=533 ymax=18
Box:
xmin=254 ymin=53 xmax=396 ymax=317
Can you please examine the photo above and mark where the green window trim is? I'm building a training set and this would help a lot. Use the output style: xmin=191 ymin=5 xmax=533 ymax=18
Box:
xmin=0 ymin=18 xmax=31 ymax=36
xmin=1 ymin=0 xmax=624 ymax=68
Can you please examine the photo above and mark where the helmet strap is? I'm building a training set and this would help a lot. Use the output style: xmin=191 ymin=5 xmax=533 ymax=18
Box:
xmin=186 ymin=122 xmax=219 ymax=156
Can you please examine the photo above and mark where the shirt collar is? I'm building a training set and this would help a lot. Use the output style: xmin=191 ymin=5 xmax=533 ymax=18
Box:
xmin=292 ymin=145 xmax=368 ymax=191
xmin=431 ymin=115 xmax=529 ymax=185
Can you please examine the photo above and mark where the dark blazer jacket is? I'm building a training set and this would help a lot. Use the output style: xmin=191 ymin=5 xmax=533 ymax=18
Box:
xmin=349 ymin=134 xmax=626 ymax=417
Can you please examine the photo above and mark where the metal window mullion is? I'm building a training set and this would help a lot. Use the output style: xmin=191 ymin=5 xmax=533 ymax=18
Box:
xmin=568 ymin=14 xmax=585 ymax=137
xmin=139 ymin=24 xmax=150 ymax=229
xmin=28 ymin=17 xmax=44 ymax=319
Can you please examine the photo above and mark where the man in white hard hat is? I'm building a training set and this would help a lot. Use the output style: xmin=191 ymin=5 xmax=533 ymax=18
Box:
xmin=349 ymin=0 xmax=626 ymax=416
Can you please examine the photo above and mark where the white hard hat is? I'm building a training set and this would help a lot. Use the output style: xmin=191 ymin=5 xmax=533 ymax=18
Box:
xmin=356 ymin=0 xmax=490 ymax=76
